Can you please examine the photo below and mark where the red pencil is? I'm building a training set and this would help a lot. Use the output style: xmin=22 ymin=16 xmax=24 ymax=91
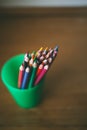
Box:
xmin=36 ymin=64 xmax=44 ymax=77
xmin=18 ymin=64 xmax=25 ymax=88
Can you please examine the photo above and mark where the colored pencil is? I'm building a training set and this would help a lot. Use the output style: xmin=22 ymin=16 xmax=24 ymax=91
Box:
xmin=34 ymin=64 xmax=49 ymax=85
xmin=18 ymin=64 xmax=25 ymax=88
xmin=21 ymin=66 xmax=30 ymax=89
xmin=24 ymin=56 xmax=29 ymax=68
xmin=29 ymin=62 xmax=37 ymax=88
xmin=36 ymin=64 xmax=44 ymax=77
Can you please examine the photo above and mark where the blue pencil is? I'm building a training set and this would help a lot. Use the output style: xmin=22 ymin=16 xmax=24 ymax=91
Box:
xmin=21 ymin=66 xmax=30 ymax=89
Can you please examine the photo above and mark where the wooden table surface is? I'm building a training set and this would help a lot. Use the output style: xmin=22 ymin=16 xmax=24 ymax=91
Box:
xmin=0 ymin=8 xmax=87 ymax=130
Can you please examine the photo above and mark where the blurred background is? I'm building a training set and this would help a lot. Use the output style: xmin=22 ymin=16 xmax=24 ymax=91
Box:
xmin=0 ymin=0 xmax=87 ymax=64
xmin=0 ymin=0 xmax=87 ymax=7
xmin=0 ymin=1 xmax=87 ymax=130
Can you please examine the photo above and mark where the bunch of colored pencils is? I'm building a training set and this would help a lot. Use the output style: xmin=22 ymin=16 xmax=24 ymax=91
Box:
xmin=18 ymin=46 xmax=59 ymax=89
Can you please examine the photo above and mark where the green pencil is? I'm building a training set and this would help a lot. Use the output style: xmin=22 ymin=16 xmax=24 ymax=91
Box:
xmin=28 ymin=62 xmax=37 ymax=88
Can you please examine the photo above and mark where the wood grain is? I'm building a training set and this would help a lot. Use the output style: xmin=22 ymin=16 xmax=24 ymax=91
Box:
xmin=0 ymin=7 xmax=87 ymax=130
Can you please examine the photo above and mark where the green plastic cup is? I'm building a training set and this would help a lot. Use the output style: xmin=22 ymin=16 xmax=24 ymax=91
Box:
xmin=1 ymin=54 xmax=45 ymax=109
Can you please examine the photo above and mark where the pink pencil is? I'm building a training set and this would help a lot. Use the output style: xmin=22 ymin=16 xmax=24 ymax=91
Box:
xmin=34 ymin=65 xmax=49 ymax=85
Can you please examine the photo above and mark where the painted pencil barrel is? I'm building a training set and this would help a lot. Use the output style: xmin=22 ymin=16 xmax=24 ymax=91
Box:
xmin=36 ymin=64 xmax=43 ymax=77
xmin=34 ymin=65 xmax=49 ymax=85
xmin=18 ymin=64 xmax=25 ymax=88
xmin=29 ymin=62 xmax=37 ymax=88
xmin=21 ymin=67 xmax=30 ymax=89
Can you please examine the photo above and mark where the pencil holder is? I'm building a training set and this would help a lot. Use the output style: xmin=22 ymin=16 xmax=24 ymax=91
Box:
xmin=1 ymin=54 xmax=45 ymax=109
